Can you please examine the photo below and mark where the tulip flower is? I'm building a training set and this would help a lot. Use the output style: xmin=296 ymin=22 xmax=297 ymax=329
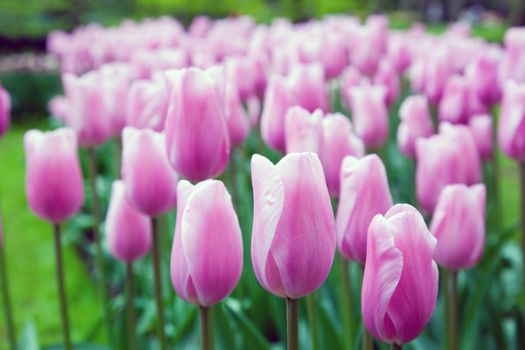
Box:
xmin=439 ymin=75 xmax=470 ymax=124
xmin=349 ymin=84 xmax=389 ymax=148
xmin=469 ymin=115 xmax=493 ymax=161
xmin=25 ymin=128 xmax=84 ymax=223
xmin=261 ymin=75 xmax=293 ymax=152
xmin=340 ymin=66 xmax=365 ymax=110
xmin=373 ymin=59 xmax=400 ymax=106
xmin=431 ymin=184 xmax=486 ymax=270
xmin=362 ymin=204 xmax=438 ymax=347
xmin=498 ymin=81 xmax=525 ymax=162
xmin=224 ymin=82 xmax=251 ymax=147
xmin=336 ymin=154 xmax=393 ymax=263
xmin=465 ymin=47 xmax=502 ymax=107
xmin=397 ymin=95 xmax=434 ymax=158
xmin=164 ymin=67 xmax=230 ymax=181
xmin=500 ymin=27 xmax=525 ymax=84
xmin=287 ymin=63 xmax=330 ymax=113
xmin=285 ymin=106 xmax=323 ymax=154
xmin=126 ymin=77 xmax=169 ymax=132
xmin=0 ymin=83 xmax=11 ymax=138
xmin=121 ymin=127 xmax=178 ymax=217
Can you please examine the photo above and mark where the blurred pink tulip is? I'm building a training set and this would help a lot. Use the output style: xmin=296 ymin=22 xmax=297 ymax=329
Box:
xmin=285 ymin=106 xmax=323 ymax=154
xmin=106 ymin=180 xmax=152 ymax=262
xmin=469 ymin=115 xmax=493 ymax=161
xmin=25 ymin=128 xmax=84 ymax=223
xmin=439 ymin=75 xmax=470 ymax=124
xmin=126 ymin=77 xmax=169 ymax=132
xmin=170 ymin=179 xmax=243 ymax=306
xmin=362 ymin=204 xmax=438 ymax=345
xmin=251 ymin=153 xmax=336 ymax=299
xmin=287 ymin=63 xmax=330 ymax=113
xmin=224 ymin=82 xmax=251 ymax=147
xmin=340 ymin=66 xmax=365 ymax=109
xmin=431 ymin=184 xmax=486 ymax=270
xmin=373 ymin=59 xmax=400 ymax=106
xmin=0 ymin=83 xmax=11 ymax=137
xmin=498 ymin=81 xmax=525 ymax=161
xmin=397 ymin=95 xmax=434 ymax=158
xmin=48 ymin=96 xmax=70 ymax=124
xmin=261 ymin=76 xmax=293 ymax=152
xmin=350 ymin=84 xmax=389 ymax=148
xmin=336 ymin=154 xmax=393 ymax=263
xmin=164 ymin=68 xmax=230 ymax=181
xmin=500 ymin=27 xmax=525 ymax=84
xmin=465 ymin=47 xmax=502 ymax=106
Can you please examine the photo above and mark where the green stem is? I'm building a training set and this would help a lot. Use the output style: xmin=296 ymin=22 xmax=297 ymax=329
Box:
xmin=447 ymin=270 xmax=458 ymax=350
xmin=126 ymin=262 xmax=137 ymax=350
xmin=306 ymin=293 xmax=319 ymax=350
xmin=114 ymin=137 xmax=122 ymax=179
xmin=339 ymin=257 xmax=354 ymax=349
xmin=0 ymin=245 xmax=16 ymax=350
xmin=361 ymin=265 xmax=373 ymax=350
xmin=87 ymin=147 xmax=113 ymax=345
xmin=286 ymin=297 xmax=299 ymax=350
xmin=199 ymin=306 xmax=212 ymax=350
xmin=443 ymin=268 xmax=450 ymax=350
xmin=152 ymin=217 xmax=167 ymax=350
xmin=53 ymin=223 xmax=72 ymax=350
xmin=492 ymin=145 xmax=501 ymax=231
xmin=520 ymin=162 xmax=525 ymax=284
xmin=392 ymin=343 xmax=403 ymax=350
xmin=229 ymin=151 xmax=240 ymax=208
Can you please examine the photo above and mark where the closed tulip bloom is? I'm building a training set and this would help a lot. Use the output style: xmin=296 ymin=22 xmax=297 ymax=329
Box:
xmin=373 ymin=59 xmax=400 ymax=106
xmin=121 ymin=127 xmax=178 ymax=217
xmin=251 ymin=153 xmax=336 ymax=299
xmin=397 ymin=95 xmax=434 ymax=158
xmin=465 ymin=47 xmax=502 ymax=106
xmin=287 ymin=63 xmax=329 ymax=113
xmin=261 ymin=76 xmax=293 ymax=152
xmin=336 ymin=154 xmax=393 ymax=263
xmin=439 ymin=75 xmax=470 ymax=124
xmin=469 ymin=115 xmax=493 ymax=161
xmin=106 ymin=181 xmax=152 ymax=262
xmin=170 ymin=180 xmax=243 ymax=306
xmin=25 ymin=128 xmax=84 ymax=223
xmin=225 ymin=82 xmax=250 ymax=147
xmin=0 ymin=83 xmax=11 ymax=137
xmin=285 ymin=106 xmax=323 ymax=154
xmin=362 ymin=204 xmax=438 ymax=345
xmin=164 ymin=68 xmax=230 ymax=181
xmin=126 ymin=78 xmax=169 ymax=132
xmin=431 ymin=184 xmax=486 ymax=270
xmin=500 ymin=27 xmax=525 ymax=84
xmin=498 ymin=81 xmax=525 ymax=161
xmin=350 ymin=85 xmax=389 ymax=148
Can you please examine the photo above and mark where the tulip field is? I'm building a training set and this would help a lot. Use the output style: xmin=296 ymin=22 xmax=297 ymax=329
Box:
xmin=1 ymin=8 xmax=525 ymax=350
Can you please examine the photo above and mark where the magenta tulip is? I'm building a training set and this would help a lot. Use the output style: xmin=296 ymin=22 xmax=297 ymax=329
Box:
xmin=362 ymin=204 xmax=438 ymax=346
xmin=465 ymin=47 xmax=502 ymax=107
xmin=431 ymin=184 xmax=486 ymax=270
xmin=164 ymin=68 xmax=230 ymax=181
xmin=287 ymin=63 xmax=329 ymax=113
xmin=438 ymin=75 xmax=470 ymax=124
xmin=336 ymin=154 xmax=393 ymax=263
xmin=170 ymin=179 xmax=243 ymax=306
xmin=126 ymin=78 xmax=169 ymax=132
xmin=498 ymin=81 xmax=525 ymax=162
xmin=251 ymin=153 xmax=336 ymax=298
xmin=121 ymin=127 xmax=178 ymax=217
xmin=106 ymin=180 xmax=152 ymax=262
xmin=0 ymin=83 xmax=11 ymax=137
xmin=397 ymin=95 xmax=434 ymax=158
xmin=469 ymin=115 xmax=493 ymax=161
xmin=25 ymin=128 xmax=84 ymax=223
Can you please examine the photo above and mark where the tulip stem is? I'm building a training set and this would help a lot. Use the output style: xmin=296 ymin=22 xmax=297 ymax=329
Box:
xmin=53 ymin=223 xmax=72 ymax=350
xmin=286 ymin=297 xmax=299 ymax=350
xmin=391 ymin=343 xmax=403 ymax=350
xmin=362 ymin=265 xmax=373 ymax=350
xmin=447 ymin=270 xmax=459 ymax=350
xmin=152 ymin=217 xmax=167 ymax=350
xmin=306 ymin=293 xmax=319 ymax=350
xmin=520 ymin=162 xmax=525 ymax=284
xmin=126 ymin=262 xmax=137 ymax=350
xmin=0 ymin=245 xmax=16 ymax=350
xmin=199 ymin=306 xmax=212 ymax=350
xmin=339 ymin=257 xmax=354 ymax=349
xmin=87 ymin=147 xmax=113 ymax=345
xmin=114 ymin=137 xmax=122 ymax=179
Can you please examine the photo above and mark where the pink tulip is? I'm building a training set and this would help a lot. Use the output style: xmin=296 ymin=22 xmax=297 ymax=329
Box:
xmin=469 ymin=115 xmax=493 ymax=161
xmin=397 ymin=95 xmax=434 ymax=158
xmin=260 ymin=76 xmax=293 ymax=152
xmin=285 ymin=106 xmax=323 ymax=154
xmin=251 ymin=153 xmax=336 ymax=298
xmin=373 ymin=59 xmax=400 ymax=106
xmin=336 ymin=154 xmax=393 ymax=263
xmin=106 ymin=180 xmax=152 ymax=262
xmin=465 ymin=47 xmax=502 ymax=107
xmin=340 ymin=66 xmax=365 ymax=109
xmin=170 ymin=179 xmax=243 ymax=306
xmin=25 ymin=128 xmax=84 ymax=223
xmin=48 ymin=96 xmax=70 ymax=124
xmin=0 ymin=83 xmax=11 ymax=137
xmin=350 ymin=84 xmax=389 ymax=148
xmin=431 ymin=184 xmax=486 ymax=270
xmin=164 ymin=68 xmax=230 ymax=181
xmin=121 ymin=127 xmax=178 ymax=217
xmin=498 ymin=81 xmax=525 ymax=161
xmin=500 ymin=27 xmax=525 ymax=84
xmin=438 ymin=75 xmax=470 ymax=124
xmin=126 ymin=77 xmax=169 ymax=132
xmin=224 ymin=82 xmax=251 ymax=147
xmin=362 ymin=204 xmax=438 ymax=345
xmin=287 ymin=63 xmax=330 ymax=113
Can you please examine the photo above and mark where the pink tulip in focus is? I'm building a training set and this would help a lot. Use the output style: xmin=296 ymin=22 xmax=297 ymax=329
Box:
xmin=0 ymin=83 xmax=11 ymax=137
xmin=170 ymin=179 xmax=243 ymax=306
xmin=498 ymin=81 xmax=525 ymax=161
xmin=397 ymin=95 xmax=434 ymax=158
xmin=469 ymin=115 xmax=493 ymax=161
xmin=261 ymin=76 xmax=293 ymax=152
xmin=350 ymin=84 xmax=389 ymax=148
xmin=25 ymin=128 xmax=84 ymax=223
xmin=106 ymin=180 xmax=152 ymax=262
xmin=121 ymin=127 xmax=178 ymax=217
xmin=164 ymin=68 xmax=230 ymax=181
xmin=251 ymin=153 xmax=336 ymax=299
xmin=126 ymin=77 xmax=169 ymax=132
xmin=336 ymin=154 xmax=393 ymax=263
xmin=362 ymin=204 xmax=438 ymax=346
xmin=287 ymin=63 xmax=329 ymax=113
xmin=431 ymin=184 xmax=486 ymax=270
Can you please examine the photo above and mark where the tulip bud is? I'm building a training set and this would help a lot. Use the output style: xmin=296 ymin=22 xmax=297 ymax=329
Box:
xmin=500 ymin=27 xmax=525 ymax=84
xmin=373 ymin=59 xmax=400 ymax=106
xmin=340 ymin=66 xmax=365 ymax=109
xmin=164 ymin=68 xmax=230 ymax=181
xmin=170 ymin=180 xmax=243 ymax=306
xmin=224 ymin=82 xmax=250 ymax=147
xmin=336 ymin=154 xmax=392 ymax=263
xmin=350 ymin=85 xmax=389 ymax=148
xmin=498 ymin=81 xmax=525 ymax=162
xmin=25 ymin=128 xmax=84 ymax=223
xmin=121 ymin=127 xmax=178 ymax=217
xmin=397 ymin=95 xmax=434 ymax=158
xmin=285 ymin=106 xmax=323 ymax=154
xmin=465 ymin=47 xmax=502 ymax=106
xmin=0 ymin=83 xmax=11 ymax=138
xmin=431 ymin=184 xmax=486 ymax=270
xmin=106 ymin=181 xmax=152 ymax=262
xmin=126 ymin=78 xmax=169 ymax=132
xmin=362 ymin=204 xmax=438 ymax=345
xmin=251 ymin=153 xmax=336 ymax=298
xmin=287 ymin=63 xmax=330 ymax=113
xmin=469 ymin=115 xmax=493 ymax=161
xmin=260 ymin=76 xmax=293 ymax=152
xmin=438 ymin=75 xmax=470 ymax=124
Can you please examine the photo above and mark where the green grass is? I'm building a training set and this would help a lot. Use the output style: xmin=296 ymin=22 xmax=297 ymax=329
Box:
xmin=0 ymin=121 xmax=101 ymax=349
